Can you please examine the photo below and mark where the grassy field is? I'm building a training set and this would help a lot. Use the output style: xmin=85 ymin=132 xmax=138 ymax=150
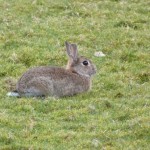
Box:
xmin=0 ymin=0 xmax=150 ymax=149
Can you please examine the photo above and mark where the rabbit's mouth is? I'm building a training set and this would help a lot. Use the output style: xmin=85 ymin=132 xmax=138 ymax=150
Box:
xmin=89 ymin=71 xmax=96 ymax=76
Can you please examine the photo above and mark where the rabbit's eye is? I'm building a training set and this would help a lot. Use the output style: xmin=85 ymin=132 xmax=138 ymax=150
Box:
xmin=82 ymin=61 xmax=88 ymax=66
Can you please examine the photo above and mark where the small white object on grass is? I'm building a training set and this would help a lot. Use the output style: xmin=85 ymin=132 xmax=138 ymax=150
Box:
xmin=94 ymin=51 xmax=106 ymax=57
xmin=7 ymin=92 xmax=19 ymax=97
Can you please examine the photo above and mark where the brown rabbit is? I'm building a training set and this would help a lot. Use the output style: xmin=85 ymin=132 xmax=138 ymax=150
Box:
xmin=7 ymin=42 xmax=96 ymax=98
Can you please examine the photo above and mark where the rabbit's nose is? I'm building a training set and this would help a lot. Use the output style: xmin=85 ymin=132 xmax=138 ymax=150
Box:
xmin=93 ymin=70 xmax=97 ymax=74
xmin=91 ymin=68 xmax=96 ymax=75
xmin=93 ymin=65 xmax=97 ymax=72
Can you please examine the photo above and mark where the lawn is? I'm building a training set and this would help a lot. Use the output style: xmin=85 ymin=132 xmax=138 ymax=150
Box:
xmin=0 ymin=0 xmax=150 ymax=149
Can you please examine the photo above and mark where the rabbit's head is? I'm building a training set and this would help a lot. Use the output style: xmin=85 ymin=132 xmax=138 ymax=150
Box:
xmin=65 ymin=42 xmax=96 ymax=77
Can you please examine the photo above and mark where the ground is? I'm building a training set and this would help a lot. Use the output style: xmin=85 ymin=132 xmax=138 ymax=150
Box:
xmin=0 ymin=0 xmax=150 ymax=149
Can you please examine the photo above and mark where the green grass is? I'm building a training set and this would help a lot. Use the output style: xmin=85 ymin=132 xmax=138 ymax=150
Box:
xmin=0 ymin=0 xmax=150 ymax=149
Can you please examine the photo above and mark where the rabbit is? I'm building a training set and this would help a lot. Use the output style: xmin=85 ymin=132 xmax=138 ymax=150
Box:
xmin=7 ymin=42 xmax=97 ymax=98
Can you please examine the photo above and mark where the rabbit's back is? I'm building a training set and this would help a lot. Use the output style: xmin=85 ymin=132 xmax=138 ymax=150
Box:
xmin=17 ymin=66 xmax=90 ymax=97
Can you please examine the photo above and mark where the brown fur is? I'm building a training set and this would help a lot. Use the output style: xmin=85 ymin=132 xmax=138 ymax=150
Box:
xmin=13 ymin=42 xmax=96 ymax=97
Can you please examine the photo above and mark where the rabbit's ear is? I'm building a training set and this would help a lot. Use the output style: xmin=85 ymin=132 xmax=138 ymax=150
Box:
xmin=65 ymin=41 xmax=78 ymax=61
xmin=71 ymin=43 xmax=78 ymax=61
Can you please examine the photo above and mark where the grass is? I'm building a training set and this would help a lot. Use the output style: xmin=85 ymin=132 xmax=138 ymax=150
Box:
xmin=0 ymin=0 xmax=150 ymax=149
